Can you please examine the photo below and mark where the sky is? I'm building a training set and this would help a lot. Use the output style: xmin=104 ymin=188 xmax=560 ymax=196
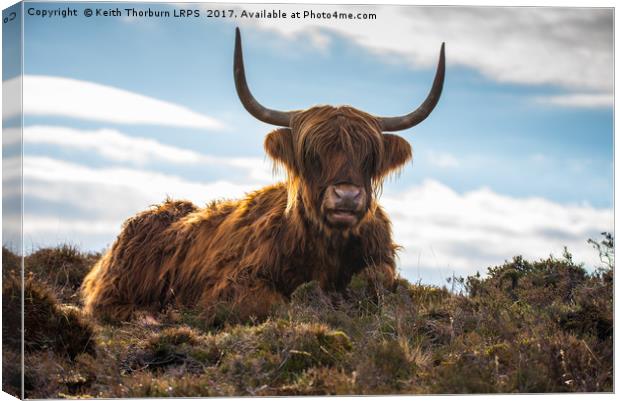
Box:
xmin=2 ymin=2 xmax=614 ymax=286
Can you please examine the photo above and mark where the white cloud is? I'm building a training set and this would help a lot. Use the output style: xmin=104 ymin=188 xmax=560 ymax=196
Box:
xmin=426 ymin=150 xmax=460 ymax=168
xmin=24 ymin=125 xmax=204 ymax=164
xmin=530 ymin=153 xmax=548 ymax=163
xmin=24 ymin=216 xmax=121 ymax=235
xmin=22 ymin=156 xmax=258 ymax=204
xmin=536 ymin=93 xmax=613 ymax=108
xmin=2 ymin=75 xmax=21 ymax=121
xmin=229 ymin=5 xmax=612 ymax=103
xmin=3 ymin=75 xmax=225 ymax=130
xmin=16 ymin=125 xmax=276 ymax=181
xmin=16 ymin=156 xmax=267 ymax=249
xmin=2 ymin=152 xmax=21 ymax=184
xmin=382 ymin=180 xmax=613 ymax=282
xmin=2 ymin=127 xmax=21 ymax=147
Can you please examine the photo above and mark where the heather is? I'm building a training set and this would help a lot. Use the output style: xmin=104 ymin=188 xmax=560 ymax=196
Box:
xmin=2 ymin=234 xmax=613 ymax=397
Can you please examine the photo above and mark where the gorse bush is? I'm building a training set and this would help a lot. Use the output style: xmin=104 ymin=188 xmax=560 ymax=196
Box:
xmin=1 ymin=234 xmax=613 ymax=397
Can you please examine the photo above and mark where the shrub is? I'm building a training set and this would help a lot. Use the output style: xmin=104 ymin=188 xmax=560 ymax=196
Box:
xmin=25 ymin=245 xmax=100 ymax=303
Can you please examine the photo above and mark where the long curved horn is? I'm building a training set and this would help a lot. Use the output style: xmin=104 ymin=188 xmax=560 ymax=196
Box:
xmin=234 ymin=28 xmax=293 ymax=127
xmin=378 ymin=43 xmax=446 ymax=132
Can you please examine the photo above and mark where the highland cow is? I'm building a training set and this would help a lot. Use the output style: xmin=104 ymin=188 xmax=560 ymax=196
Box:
xmin=81 ymin=28 xmax=445 ymax=323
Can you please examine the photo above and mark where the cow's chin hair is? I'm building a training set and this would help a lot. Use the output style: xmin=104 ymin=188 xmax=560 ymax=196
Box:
xmin=316 ymin=195 xmax=370 ymax=233
xmin=320 ymin=202 xmax=367 ymax=231
xmin=296 ymin=189 xmax=368 ymax=235
xmin=323 ymin=211 xmax=361 ymax=230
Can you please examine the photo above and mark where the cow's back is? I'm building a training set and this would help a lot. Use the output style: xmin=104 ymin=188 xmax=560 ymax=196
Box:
xmin=81 ymin=199 xmax=199 ymax=321
xmin=80 ymin=186 xmax=289 ymax=321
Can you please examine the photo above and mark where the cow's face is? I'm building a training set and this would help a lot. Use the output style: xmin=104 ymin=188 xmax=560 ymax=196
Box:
xmin=233 ymin=27 xmax=444 ymax=230
xmin=265 ymin=106 xmax=411 ymax=230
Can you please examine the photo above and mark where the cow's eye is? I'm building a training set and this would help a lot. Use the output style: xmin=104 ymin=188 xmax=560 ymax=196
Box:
xmin=360 ymin=155 xmax=376 ymax=175
xmin=307 ymin=155 xmax=322 ymax=173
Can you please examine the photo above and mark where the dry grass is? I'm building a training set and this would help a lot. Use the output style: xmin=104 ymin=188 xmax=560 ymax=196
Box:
xmin=1 ymin=234 xmax=613 ymax=397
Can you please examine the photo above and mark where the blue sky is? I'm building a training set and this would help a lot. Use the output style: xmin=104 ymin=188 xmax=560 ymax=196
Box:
xmin=2 ymin=2 xmax=614 ymax=285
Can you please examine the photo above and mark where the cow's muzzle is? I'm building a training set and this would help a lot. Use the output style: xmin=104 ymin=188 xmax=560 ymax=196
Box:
xmin=323 ymin=184 xmax=366 ymax=228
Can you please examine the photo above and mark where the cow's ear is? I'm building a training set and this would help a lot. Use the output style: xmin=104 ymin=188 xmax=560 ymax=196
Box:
xmin=381 ymin=134 xmax=412 ymax=174
xmin=265 ymin=128 xmax=296 ymax=172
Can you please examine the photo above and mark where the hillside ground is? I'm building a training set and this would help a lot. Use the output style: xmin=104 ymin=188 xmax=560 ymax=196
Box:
xmin=1 ymin=234 xmax=613 ymax=397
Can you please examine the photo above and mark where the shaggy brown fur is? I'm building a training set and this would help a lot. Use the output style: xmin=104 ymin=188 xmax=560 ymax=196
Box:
xmin=81 ymin=106 xmax=412 ymax=323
